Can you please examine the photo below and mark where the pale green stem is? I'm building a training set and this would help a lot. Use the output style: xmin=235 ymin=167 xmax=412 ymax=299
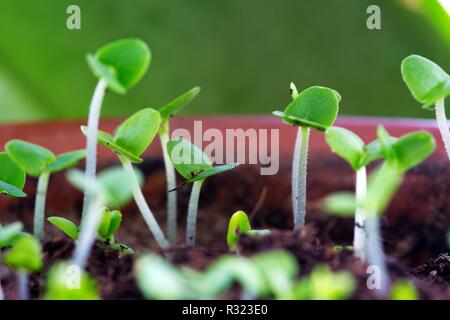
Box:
xmin=292 ymin=126 xmax=310 ymax=230
xmin=34 ymin=171 xmax=50 ymax=240
xmin=435 ymin=98 xmax=450 ymax=160
xmin=17 ymin=271 xmax=29 ymax=300
xmin=186 ymin=180 xmax=204 ymax=246
xmin=353 ymin=167 xmax=367 ymax=260
xmin=121 ymin=157 xmax=169 ymax=248
xmin=81 ymin=78 xmax=107 ymax=227
xmin=159 ymin=122 xmax=178 ymax=245
xmin=72 ymin=196 xmax=104 ymax=269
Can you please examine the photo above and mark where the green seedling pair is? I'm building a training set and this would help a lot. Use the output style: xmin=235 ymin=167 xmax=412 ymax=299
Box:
xmin=4 ymin=140 xmax=85 ymax=240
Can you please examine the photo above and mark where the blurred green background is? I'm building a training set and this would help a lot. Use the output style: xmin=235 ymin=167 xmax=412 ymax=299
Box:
xmin=0 ymin=0 xmax=449 ymax=123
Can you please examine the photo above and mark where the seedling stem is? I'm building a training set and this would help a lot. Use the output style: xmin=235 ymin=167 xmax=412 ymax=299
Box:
xmin=17 ymin=271 xmax=29 ymax=300
xmin=159 ymin=122 xmax=178 ymax=244
xmin=186 ymin=179 xmax=204 ymax=246
xmin=120 ymin=157 xmax=169 ymax=248
xmin=354 ymin=167 xmax=367 ymax=259
xmin=34 ymin=171 xmax=50 ymax=239
xmin=81 ymin=79 xmax=107 ymax=226
xmin=292 ymin=126 xmax=310 ymax=230
xmin=435 ymin=98 xmax=450 ymax=159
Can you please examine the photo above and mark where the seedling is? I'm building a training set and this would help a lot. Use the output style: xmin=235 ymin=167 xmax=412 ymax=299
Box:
xmin=0 ymin=152 xmax=27 ymax=198
xmin=81 ymin=108 xmax=168 ymax=248
xmin=226 ymin=210 xmax=270 ymax=249
xmin=2 ymin=233 xmax=42 ymax=300
xmin=135 ymin=250 xmax=296 ymax=300
xmin=82 ymin=38 xmax=151 ymax=224
xmin=167 ymin=138 xmax=239 ymax=246
xmin=325 ymin=126 xmax=387 ymax=260
xmin=401 ymin=55 xmax=450 ymax=159
xmin=273 ymin=83 xmax=340 ymax=230
xmin=158 ymin=87 xmax=201 ymax=244
xmin=48 ymin=207 xmax=133 ymax=254
xmin=363 ymin=126 xmax=435 ymax=296
xmin=0 ymin=222 xmax=24 ymax=300
xmin=390 ymin=280 xmax=419 ymax=300
xmin=44 ymin=261 xmax=99 ymax=300
xmin=66 ymin=166 xmax=141 ymax=268
xmin=293 ymin=265 xmax=356 ymax=300
xmin=5 ymin=139 xmax=85 ymax=239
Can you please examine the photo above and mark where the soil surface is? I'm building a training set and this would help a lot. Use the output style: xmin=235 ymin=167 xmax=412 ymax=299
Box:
xmin=1 ymin=155 xmax=449 ymax=299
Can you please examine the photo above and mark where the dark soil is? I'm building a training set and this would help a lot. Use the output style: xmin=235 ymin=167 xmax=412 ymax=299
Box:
xmin=0 ymin=155 xmax=449 ymax=299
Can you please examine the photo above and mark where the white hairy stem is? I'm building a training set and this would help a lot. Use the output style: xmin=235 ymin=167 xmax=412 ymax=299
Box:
xmin=292 ymin=126 xmax=310 ymax=230
xmin=16 ymin=271 xmax=29 ymax=300
xmin=186 ymin=180 xmax=204 ymax=246
xmin=121 ymin=158 xmax=169 ymax=248
xmin=33 ymin=171 xmax=50 ymax=240
xmin=160 ymin=127 xmax=178 ymax=245
xmin=81 ymin=79 xmax=107 ymax=227
xmin=353 ymin=167 xmax=367 ymax=260
xmin=435 ymin=98 xmax=450 ymax=160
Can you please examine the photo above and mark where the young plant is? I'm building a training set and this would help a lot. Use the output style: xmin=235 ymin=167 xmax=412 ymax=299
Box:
xmin=48 ymin=207 xmax=133 ymax=254
xmin=82 ymin=38 xmax=151 ymax=224
xmin=273 ymin=83 xmax=340 ymax=230
xmin=293 ymin=265 xmax=356 ymax=300
xmin=158 ymin=87 xmax=201 ymax=245
xmin=363 ymin=126 xmax=435 ymax=297
xmin=0 ymin=222 xmax=24 ymax=300
xmin=5 ymin=140 xmax=85 ymax=239
xmin=401 ymin=55 xmax=450 ymax=159
xmin=167 ymin=138 xmax=239 ymax=246
xmin=81 ymin=108 xmax=168 ymax=248
xmin=66 ymin=166 xmax=141 ymax=268
xmin=325 ymin=126 xmax=387 ymax=260
xmin=2 ymin=233 xmax=43 ymax=300
xmin=0 ymin=152 xmax=27 ymax=198
xmin=44 ymin=261 xmax=99 ymax=300
xmin=226 ymin=210 xmax=270 ymax=249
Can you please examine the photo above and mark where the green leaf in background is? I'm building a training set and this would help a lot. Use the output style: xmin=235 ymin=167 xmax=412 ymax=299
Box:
xmin=273 ymin=86 xmax=340 ymax=131
xmin=391 ymin=131 xmax=436 ymax=171
xmin=167 ymin=139 xmax=213 ymax=180
xmin=44 ymin=261 xmax=99 ymax=300
xmin=45 ymin=150 xmax=86 ymax=174
xmin=47 ymin=217 xmax=79 ymax=240
xmin=320 ymin=192 xmax=356 ymax=217
xmin=390 ymin=280 xmax=419 ymax=300
xmin=227 ymin=210 xmax=251 ymax=248
xmin=0 ymin=152 xmax=27 ymax=198
xmin=113 ymin=108 xmax=161 ymax=159
xmin=3 ymin=233 xmax=43 ymax=272
xmin=159 ymin=87 xmax=201 ymax=121
xmin=325 ymin=127 xmax=365 ymax=170
xmin=0 ymin=222 xmax=23 ymax=248
xmin=87 ymin=38 xmax=151 ymax=94
xmin=5 ymin=140 xmax=55 ymax=176
xmin=252 ymin=250 xmax=298 ymax=299
xmin=401 ymin=54 xmax=450 ymax=109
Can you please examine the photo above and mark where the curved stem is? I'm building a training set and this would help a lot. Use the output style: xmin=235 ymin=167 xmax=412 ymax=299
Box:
xmin=186 ymin=180 xmax=203 ymax=246
xmin=160 ymin=124 xmax=178 ymax=245
xmin=33 ymin=171 xmax=50 ymax=240
xmin=435 ymin=98 xmax=450 ymax=160
xmin=121 ymin=157 xmax=169 ymax=248
xmin=81 ymin=79 xmax=107 ymax=227
xmin=353 ymin=167 xmax=367 ymax=260
xmin=292 ymin=126 xmax=310 ymax=230
xmin=17 ymin=271 xmax=29 ymax=300
xmin=72 ymin=197 xmax=103 ymax=269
